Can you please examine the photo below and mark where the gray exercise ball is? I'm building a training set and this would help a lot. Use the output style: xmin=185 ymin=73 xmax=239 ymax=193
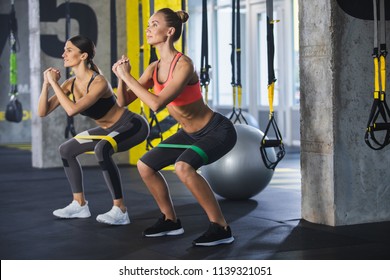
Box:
xmin=225 ymin=111 xmax=260 ymax=128
xmin=201 ymin=124 xmax=276 ymax=200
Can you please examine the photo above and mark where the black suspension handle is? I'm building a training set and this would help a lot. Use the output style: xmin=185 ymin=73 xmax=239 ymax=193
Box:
xmin=369 ymin=122 xmax=390 ymax=131
xmin=260 ymin=114 xmax=285 ymax=170
xmin=260 ymin=143 xmax=285 ymax=170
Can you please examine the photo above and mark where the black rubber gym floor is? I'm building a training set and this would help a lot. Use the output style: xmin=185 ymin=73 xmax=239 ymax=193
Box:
xmin=1 ymin=145 xmax=389 ymax=260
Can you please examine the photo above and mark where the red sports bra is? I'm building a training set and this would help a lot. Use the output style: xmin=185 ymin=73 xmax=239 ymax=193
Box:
xmin=152 ymin=52 xmax=202 ymax=106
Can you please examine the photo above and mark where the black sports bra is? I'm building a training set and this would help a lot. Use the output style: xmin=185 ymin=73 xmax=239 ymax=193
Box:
xmin=70 ymin=72 xmax=116 ymax=120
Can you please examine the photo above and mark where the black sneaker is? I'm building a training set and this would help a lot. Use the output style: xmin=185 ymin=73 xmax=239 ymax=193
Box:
xmin=192 ymin=223 xmax=234 ymax=247
xmin=143 ymin=214 xmax=184 ymax=237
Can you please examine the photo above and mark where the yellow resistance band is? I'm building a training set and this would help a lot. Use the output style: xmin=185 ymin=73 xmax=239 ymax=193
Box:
xmin=74 ymin=135 xmax=118 ymax=153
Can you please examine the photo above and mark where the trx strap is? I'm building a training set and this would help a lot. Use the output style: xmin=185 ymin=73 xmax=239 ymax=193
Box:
xmin=74 ymin=135 xmax=118 ymax=153
xmin=200 ymin=0 xmax=211 ymax=103
xmin=365 ymin=0 xmax=390 ymax=150
xmin=157 ymin=143 xmax=209 ymax=164
xmin=138 ymin=0 xmax=148 ymax=122
xmin=5 ymin=0 xmax=23 ymax=123
xmin=110 ymin=0 xmax=118 ymax=89
xmin=181 ymin=0 xmax=187 ymax=53
xmin=260 ymin=0 xmax=285 ymax=170
xmin=146 ymin=41 xmax=163 ymax=151
xmin=144 ymin=0 xmax=164 ymax=151
xmin=64 ymin=0 xmax=76 ymax=138
xmin=228 ymin=0 xmax=248 ymax=124
xmin=147 ymin=0 xmax=157 ymax=70
xmin=146 ymin=111 xmax=163 ymax=150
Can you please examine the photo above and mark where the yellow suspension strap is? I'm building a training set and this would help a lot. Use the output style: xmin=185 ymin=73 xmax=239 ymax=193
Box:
xmin=365 ymin=0 xmax=390 ymax=150
xmin=74 ymin=135 xmax=118 ymax=153
xmin=235 ymin=0 xmax=246 ymax=123
xmin=200 ymin=0 xmax=211 ymax=104
xmin=260 ymin=0 xmax=285 ymax=170
xmin=228 ymin=0 xmax=248 ymax=124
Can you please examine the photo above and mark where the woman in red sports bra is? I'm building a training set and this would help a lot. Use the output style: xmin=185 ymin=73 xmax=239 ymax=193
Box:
xmin=113 ymin=8 xmax=237 ymax=246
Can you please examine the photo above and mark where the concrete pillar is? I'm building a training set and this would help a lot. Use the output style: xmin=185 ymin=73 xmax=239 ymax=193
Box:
xmin=300 ymin=0 xmax=390 ymax=226
xmin=30 ymin=0 xmax=127 ymax=168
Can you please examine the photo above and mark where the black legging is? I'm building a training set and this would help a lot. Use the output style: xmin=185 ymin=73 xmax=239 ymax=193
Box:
xmin=59 ymin=110 xmax=149 ymax=199
xmin=140 ymin=112 xmax=237 ymax=171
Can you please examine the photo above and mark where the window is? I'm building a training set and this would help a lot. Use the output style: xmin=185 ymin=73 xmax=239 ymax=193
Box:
xmin=187 ymin=0 xmax=300 ymax=146
xmin=292 ymin=0 xmax=300 ymax=106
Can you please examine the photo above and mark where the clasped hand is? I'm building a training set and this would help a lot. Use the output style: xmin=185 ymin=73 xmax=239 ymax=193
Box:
xmin=44 ymin=67 xmax=61 ymax=85
xmin=112 ymin=55 xmax=131 ymax=80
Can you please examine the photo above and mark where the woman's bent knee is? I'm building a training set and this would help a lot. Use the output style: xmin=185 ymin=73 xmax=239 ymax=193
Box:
xmin=174 ymin=161 xmax=195 ymax=179
xmin=137 ymin=160 xmax=155 ymax=177
xmin=58 ymin=141 xmax=72 ymax=158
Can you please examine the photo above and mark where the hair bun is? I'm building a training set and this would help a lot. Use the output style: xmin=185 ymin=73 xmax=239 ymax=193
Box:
xmin=176 ymin=10 xmax=189 ymax=23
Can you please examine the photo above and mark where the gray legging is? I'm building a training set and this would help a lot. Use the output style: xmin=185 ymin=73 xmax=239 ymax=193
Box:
xmin=59 ymin=110 xmax=149 ymax=200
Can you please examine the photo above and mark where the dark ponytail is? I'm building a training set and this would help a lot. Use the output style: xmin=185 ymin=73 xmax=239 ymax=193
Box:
xmin=88 ymin=59 xmax=100 ymax=74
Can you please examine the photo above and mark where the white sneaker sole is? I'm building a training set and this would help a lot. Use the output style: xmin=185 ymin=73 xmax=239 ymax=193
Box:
xmin=96 ymin=216 xmax=131 ymax=225
xmin=193 ymin=236 xmax=235 ymax=247
xmin=53 ymin=212 xmax=91 ymax=219
xmin=144 ymin=228 xmax=184 ymax=237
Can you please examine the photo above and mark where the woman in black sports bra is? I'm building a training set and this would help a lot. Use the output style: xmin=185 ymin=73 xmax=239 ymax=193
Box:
xmin=38 ymin=35 xmax=149 ymax=225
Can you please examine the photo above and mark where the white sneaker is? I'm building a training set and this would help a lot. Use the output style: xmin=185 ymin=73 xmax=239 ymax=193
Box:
xmin=53 ymin=200 xmax=91 ymax=218
xmin=96 ymin=206 xmax=130 ymax=225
